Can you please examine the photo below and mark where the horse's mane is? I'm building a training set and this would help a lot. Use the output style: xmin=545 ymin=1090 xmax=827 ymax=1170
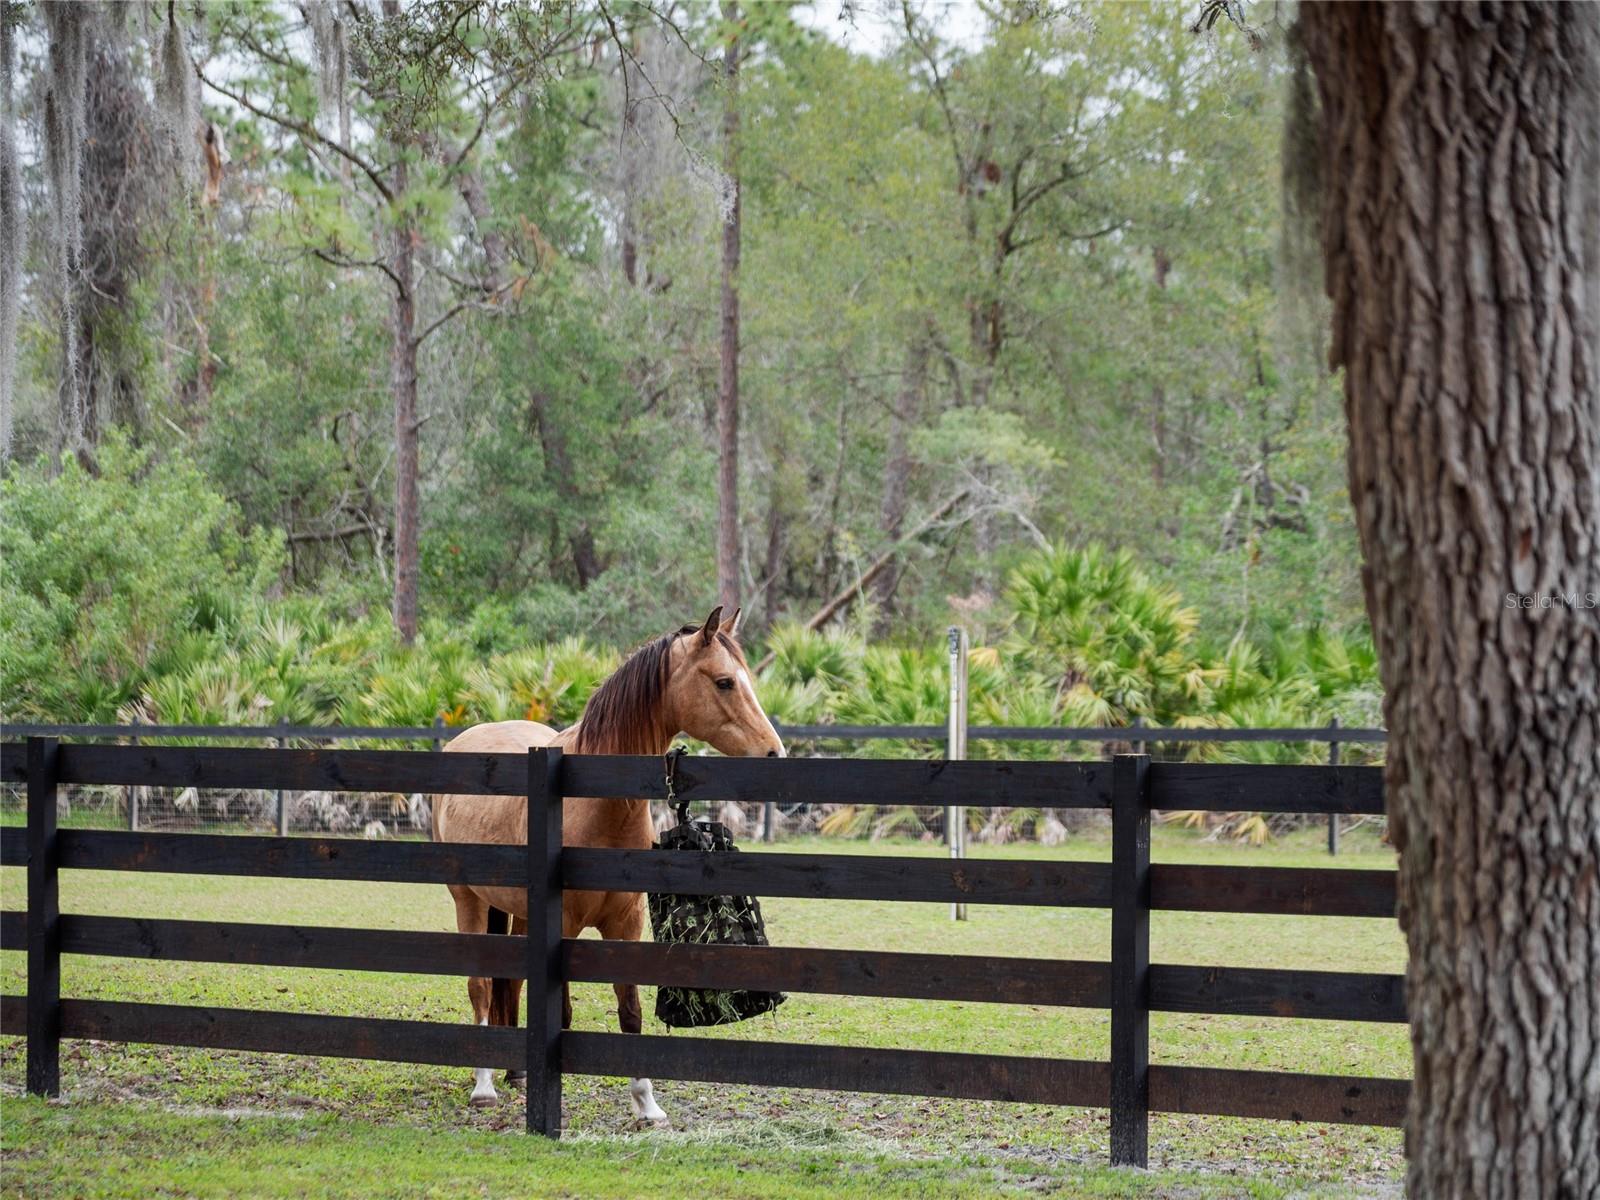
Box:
xmin=572 ymin=624 xmax=747 ymax=754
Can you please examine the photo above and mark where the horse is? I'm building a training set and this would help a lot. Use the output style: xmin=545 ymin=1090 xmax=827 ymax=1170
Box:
xmin=430 ymin=605 xmax=784 ymax=1121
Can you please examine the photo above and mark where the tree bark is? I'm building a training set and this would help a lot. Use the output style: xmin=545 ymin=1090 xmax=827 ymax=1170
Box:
xmin=388 ymin=158 xmax=420 ymax=644
xmin=1301 ymin=5 xmax=1599 ymax=1197
xmin=716 ymin=0 xmax=741 ymax=610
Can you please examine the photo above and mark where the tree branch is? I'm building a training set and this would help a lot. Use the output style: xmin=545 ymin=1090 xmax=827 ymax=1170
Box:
xmin=755 ymin=489 xmax=973 ymax=670
xmin=194 ymin=61 xmax=395 ymax=203
xmin=310 ymin=246 xmax=404 ymax=292
xmin=414 ymin=298 xmax=473 ymax=346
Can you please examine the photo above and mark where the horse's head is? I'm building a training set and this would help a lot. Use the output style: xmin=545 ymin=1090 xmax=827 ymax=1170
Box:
xmin=665 ymin=606 xmax=785 ymax=758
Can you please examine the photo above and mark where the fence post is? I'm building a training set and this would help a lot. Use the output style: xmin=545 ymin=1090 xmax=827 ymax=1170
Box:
xmin=1327 ymin=716 xmax=1341 ymax=856
xmin=1131 ymin=714 xmax=1147 ymax=758
xmin=276 ymin=717 xmax=289 ymax=837
xmin=526 ymin=747 xmax=564 ymax=1137
xmin=1109 ymin=752 xmax=1151 ymax=1167
xmin=762 ymin=801 xmax=775 ymax=844
xmin=432 ymin=713 xmax=445 ymax=753
xmin=127 ymin=718 xmax=139 ymax=832
xmin=27 ymin=736 xmax=61 ymax=1098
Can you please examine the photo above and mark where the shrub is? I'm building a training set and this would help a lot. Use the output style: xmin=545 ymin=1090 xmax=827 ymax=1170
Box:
xmin=1 ymin=439 xmax=284 ymax=720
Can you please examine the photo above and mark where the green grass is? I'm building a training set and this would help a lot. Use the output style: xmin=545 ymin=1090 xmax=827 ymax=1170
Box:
xmin=0 ymin=1096 xmax=1388 ymax=1200
xmin=0 ymin=825 xmax=1406 ymax=1198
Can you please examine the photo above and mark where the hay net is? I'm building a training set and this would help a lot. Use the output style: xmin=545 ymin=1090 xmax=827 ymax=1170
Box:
xmin=647 ymin=815 xmax=786 ymax=1028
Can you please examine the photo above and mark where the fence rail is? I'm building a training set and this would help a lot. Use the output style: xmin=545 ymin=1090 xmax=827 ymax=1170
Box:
xmin=0 ymin=738 xmax=1405 ymax=1166
xmin=2 ymin=720 xmax=1388 ymax=745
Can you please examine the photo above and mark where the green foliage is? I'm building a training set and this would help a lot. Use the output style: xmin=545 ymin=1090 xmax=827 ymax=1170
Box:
xmin=1 ymin=5 xmax=1382 ymax=840
xmin=762 ymin=623 xmax=863 ymax=691
xmin=1 ymin=439 xmax=284 ymax=720
xmin=1004 ymin=544 xmax=1202 ymax=725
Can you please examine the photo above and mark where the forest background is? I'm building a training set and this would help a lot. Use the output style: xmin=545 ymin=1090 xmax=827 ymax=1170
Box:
xmin=0 ymin=1 xmax=1380 ymax=768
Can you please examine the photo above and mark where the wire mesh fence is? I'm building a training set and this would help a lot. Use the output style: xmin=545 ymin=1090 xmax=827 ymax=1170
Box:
xmin=0 ymin=722 xmax=1386 ymax=846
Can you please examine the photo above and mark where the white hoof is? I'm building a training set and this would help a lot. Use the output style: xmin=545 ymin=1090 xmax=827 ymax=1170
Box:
xmin=471 ymin=1064 xmax=499 ymax=1107
xmin=628 ymin=1077 xmax=669 ymax=1125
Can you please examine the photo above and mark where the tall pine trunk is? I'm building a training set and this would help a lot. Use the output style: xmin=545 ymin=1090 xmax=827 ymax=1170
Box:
xmin=388 ymin=160 xmax=420 ymax=644
xmin=716 ymin=0 xmax=741 ymax=610
xmin=1301 ymin=5 xmax=1599 ymax=1196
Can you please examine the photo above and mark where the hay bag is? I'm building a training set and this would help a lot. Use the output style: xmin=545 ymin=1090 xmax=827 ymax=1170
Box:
xmin=647 ymin=752 xmax=785 ymax=1028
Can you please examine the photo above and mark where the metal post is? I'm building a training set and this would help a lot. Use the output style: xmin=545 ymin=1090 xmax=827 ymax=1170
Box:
xmin=27 ymin=737 xmax=61 ymax=1097
xmin=276 ymin=717 xmax=289 ymax=837
xmin=432 ymin=712 xmax=445 ymax=753
xmin=1131 ymin=714 xmax=1147 ymax=758
xmin=946 ymin=626 xmax=969 ymax=921
xmin=762 ymin=800 xmax=775 ymax=843
xmin=1327 ymin=716 xmax=1341 ymax=855
xmin=526 ymin=747 xmax=564 ymax=1136
xmin=1109 ymin=752 xmax=1151 ymax=1167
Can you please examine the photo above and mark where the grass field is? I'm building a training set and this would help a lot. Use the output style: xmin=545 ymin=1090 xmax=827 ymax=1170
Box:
xmin=0 ymin=825 xmax=1407 ymax=1198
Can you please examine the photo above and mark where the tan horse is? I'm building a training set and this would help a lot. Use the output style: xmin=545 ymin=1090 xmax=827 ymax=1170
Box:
xmin=431 ymin=605 xmax=784 ymax=1118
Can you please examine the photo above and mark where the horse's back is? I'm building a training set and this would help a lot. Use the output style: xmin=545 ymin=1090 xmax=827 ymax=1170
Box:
xmin=432 ymin=721 xmax=560 ymax=844
xmin=442 ymin=720 xmax=560 ymax=754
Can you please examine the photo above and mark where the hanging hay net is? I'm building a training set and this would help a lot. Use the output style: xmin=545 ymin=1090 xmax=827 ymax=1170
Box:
xmin=647 ymin=814 xmax=786 ymax=1028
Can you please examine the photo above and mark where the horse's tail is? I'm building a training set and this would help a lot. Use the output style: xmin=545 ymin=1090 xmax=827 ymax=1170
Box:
xmin=486 ymin=906 xmax=519 ymax=1026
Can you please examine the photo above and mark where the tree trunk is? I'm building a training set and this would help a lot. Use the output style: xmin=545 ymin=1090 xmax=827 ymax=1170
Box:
xmin=388 ymin=161 xmax=420 ymax=644
xmin=871 ymin=338 xmax=926 ymax=630
xmin=182 ymin=125 xmax=225 ymax=432
xmin=528 ymin=389 xmax=602 ymax=589
xmin=0 ymin=5 xmax=18 ymax=460
xmin=716 ymin=0 xmax=741 ymax=610
xmin=1151 ymin=247 xmax=1170 ymax=488
xmin=619 ymin=24 xmax=643 ymax=288
xmin=761 ymin=480 xmax=785 ymax=628
xmin=1301 ymin=5 xmax=1599 ymax=1197
xmin=455 ymin=165 xmax=506 ymax=289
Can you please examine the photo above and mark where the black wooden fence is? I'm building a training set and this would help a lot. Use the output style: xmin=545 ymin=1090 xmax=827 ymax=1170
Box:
xmin=0 ymin=737 xmax=1406 ymax=1167
xmin=2 ymin=719 xmax=1389 ymax=745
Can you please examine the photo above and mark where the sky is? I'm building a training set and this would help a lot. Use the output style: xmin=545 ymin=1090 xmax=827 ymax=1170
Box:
xmin=797 ymin=0 xmax=990 ymax=55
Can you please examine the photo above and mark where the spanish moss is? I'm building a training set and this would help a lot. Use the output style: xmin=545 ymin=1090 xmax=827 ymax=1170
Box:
xmin=155 ymin=1 xmax=198 ymax=183
xmin=43 ymin=1 xmax=89 ymax=463
xmin=307 ymin=1 xmax=351 ymax=159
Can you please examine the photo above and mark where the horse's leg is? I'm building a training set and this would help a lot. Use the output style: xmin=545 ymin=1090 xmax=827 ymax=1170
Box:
xmin=501 ymin=914 xmax=528 ymax=1089
xmin=450 ymin=886 xmax=499 ymax=1108
xmin=597 ymin=904 xmax=668 ymax=1126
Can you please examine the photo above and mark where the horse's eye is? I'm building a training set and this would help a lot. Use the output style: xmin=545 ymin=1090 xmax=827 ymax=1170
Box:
xmin=715 ymin=677 xmax=735 ymax=691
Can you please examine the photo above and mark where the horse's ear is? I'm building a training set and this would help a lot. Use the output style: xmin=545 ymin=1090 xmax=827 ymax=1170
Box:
xmin=699 ymin=605 xmax=724 ymax=646
xmin=722 ymin=607 xmax=742 ymax=637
